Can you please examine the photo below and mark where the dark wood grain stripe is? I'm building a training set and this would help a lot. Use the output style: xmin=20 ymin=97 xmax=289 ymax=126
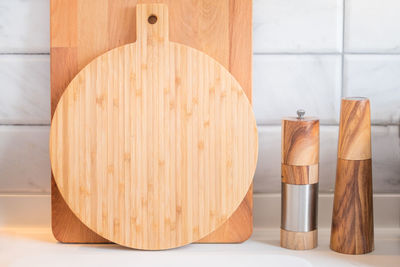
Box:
xmin=330 ymin=159 xmax=374 ymax=254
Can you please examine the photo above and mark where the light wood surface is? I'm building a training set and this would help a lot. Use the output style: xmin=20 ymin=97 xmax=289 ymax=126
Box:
xmin=50 ymin=0 xmax=254 ymax=244
xmin=331 ymin=159 xmax=374 ymax=254
xmin=50 ymin=4 xmax=257 ymax=250
xmin=338 ymin=97 xmax=371 ymax=160
xmin=281 ymin=118 xmax=319 ymax=167
xmin=280 ymin=229 xmax=317 ymax=250
xmin=281 ymin=164 xmax=318 ymax=185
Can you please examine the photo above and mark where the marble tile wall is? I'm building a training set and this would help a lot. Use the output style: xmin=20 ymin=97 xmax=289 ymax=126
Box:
xmin=253 ymin=55 xmax=341 ymax=124
xmin=253 ymin=0 xmax=343 ymax=53
xmin=0 ymin=126 xmax=50 ymax=193
xmin=0 ymin=55 xmax=50 ymax=124
xmin=0 ymin=0 xmax=399 ymax=194
xmin=343 ymin=55 xmax=400 ymax=124
xmin=0 ymin=0 xmax=49 ymax=53
xmin=344 ymin=0 xmax=400 ymax=53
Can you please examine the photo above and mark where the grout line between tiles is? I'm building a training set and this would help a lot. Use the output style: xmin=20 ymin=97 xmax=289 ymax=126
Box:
xmin=253 ymin=52 xmax=400 ymax=56
xmin=0 ymin=123 xmax=398 ymax=127
xmin=343 ymin=52 xmax=400 ymax=55
xmin=0 ymin=52 xmax=400 ymax=57
xmin=1 ymin=192 xmax=398 ymax=197
xmin=1 ymin=52 xmax=399 ymax=57
xmin=253 ymin=193 xmax=400 ymax=197
xmin=256 ymin=123 xmax=399 ymax=127
xmin=0 ymin=53 xmax=49 ymax=56
xmin=340 ymin=0 xmax=346 ymax=97
xmin=253 ymin=52 xmax=342 ymax=56
xmin=0 ymin=192 xmax=50 ymax=196
xmin=257 ymin=123 xmax=338 ymax=127
xmin=0 ymin=123 xmax=50 ymax=126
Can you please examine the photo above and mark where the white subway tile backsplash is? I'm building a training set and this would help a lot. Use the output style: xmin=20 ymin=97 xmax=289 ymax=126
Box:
xmin=0 ymin=126 xmax=50 ymax=193
xmin=343 ymin=55 xmax=400 ymax=124
xmin=0 ymin=55 xmax=50 ymax=124
xmin=345 ymin=0 xmax=400 ymax=52
xmin=0 ymin=0 xmax=49 ymax=53
xmin=253 ymin=55 xmax=341 ymax=124
xmin=253 ymin=126 xmax=280 ymax=193
xmin=371 ymin=126 xmax=400 ymax=193
xmin=253 ymin=0 xmax=343 ymax=53
xmin=318 ymin=126 xmax=339 ymax=193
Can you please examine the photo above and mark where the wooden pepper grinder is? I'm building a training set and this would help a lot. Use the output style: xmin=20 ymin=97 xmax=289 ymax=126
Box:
xmin=330 ymin=97 xmax=374 ymax=254
xmin=281 ymin=110 xmax=319 ymax=250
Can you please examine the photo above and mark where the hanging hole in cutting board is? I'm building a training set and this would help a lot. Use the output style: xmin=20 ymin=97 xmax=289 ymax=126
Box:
xmin=148 ymin=15 xmax=157 ymax=24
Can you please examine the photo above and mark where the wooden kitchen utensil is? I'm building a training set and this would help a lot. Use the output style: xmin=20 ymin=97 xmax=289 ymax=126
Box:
xmin=50 ymin=4 xmax=258 ymax=250
xmin=280 ymin=110 xmax=319 ymax=250
xmin=50 ymin=0 xmax=254 ymax=244
xmin=330 ymin=97 xmax=374 ymax=254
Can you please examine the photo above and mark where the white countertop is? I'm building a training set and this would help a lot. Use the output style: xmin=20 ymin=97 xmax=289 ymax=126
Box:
xmin=0 ymin=228 xmax=399 ymax=267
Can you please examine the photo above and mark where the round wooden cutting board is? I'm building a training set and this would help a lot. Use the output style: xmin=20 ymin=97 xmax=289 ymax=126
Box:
xmin=50 ymin=4 xmax=258 ymax=250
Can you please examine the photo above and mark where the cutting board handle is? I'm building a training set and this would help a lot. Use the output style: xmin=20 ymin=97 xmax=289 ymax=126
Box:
xmin=137 ymin=4 xmax=169 ymax=46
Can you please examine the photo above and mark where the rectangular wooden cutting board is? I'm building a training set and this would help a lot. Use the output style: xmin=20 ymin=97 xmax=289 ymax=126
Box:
xmin=50 ymin=0 xmax=253 ymax=243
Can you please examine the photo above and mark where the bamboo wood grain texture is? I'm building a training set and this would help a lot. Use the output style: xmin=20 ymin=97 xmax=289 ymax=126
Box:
xmin=330 ymin=159 xmax=374 ymax=254
xmin=280 ymin=229 xmax=317 ymax=250
xmin=50 ymin=0 xmax=253 ymax=244
xmin=331 ymin=97 xmax=374 ymax=254
xmin=50 ymin=4 xmax=257 ymax=250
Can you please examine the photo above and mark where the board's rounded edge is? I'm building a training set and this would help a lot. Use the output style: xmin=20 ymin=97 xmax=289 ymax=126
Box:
xmin=50 ymin=40 xmax=258 ymax=250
